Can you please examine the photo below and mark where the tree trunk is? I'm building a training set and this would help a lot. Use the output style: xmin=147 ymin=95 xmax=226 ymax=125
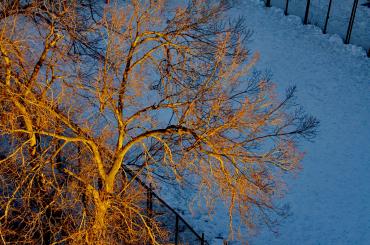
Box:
xmin=90 ymin=190 xmax=110 ymax=242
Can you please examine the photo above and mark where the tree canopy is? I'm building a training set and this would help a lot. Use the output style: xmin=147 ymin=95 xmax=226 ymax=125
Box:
xmin=0 ymin=0 xmax=318 ymax=243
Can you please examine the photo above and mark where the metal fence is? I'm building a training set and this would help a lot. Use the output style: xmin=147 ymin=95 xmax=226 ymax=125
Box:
xmin=124 ymin=167 xmax=208 ymax=245
xmin=264 ymin=0 xmax=370 ymax=57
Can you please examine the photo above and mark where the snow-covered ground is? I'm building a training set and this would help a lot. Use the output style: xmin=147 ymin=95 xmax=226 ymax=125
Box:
xmin=270 ymin=0 xmax=370 ymax=52
xmin=162 ymin=0 xmax=370 ymax=244
xmin=243 ymin=1 xmax=370 ymax=244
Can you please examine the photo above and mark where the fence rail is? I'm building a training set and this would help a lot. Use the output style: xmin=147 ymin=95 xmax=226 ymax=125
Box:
xmin=264 ymin=0 xmax=370 ymax=57
xmin=123 ymin=166 xmax=209 ymax=245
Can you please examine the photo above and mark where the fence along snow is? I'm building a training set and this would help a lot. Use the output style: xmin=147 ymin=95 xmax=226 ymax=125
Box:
xmin=125 ymin=167 xmax=209 ymax=245
xmin=264 ymin=0 xmax=370 ymax=57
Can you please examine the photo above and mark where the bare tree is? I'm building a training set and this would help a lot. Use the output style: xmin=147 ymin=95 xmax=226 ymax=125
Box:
xmin=0 ymin=0 xmax=318 ymax=243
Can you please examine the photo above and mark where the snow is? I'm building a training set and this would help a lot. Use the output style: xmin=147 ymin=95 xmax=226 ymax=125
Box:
xmin=269 ymin=0 xmax=370 ymax=52
xmin=162 ymin=0 xmax=370 ymax=244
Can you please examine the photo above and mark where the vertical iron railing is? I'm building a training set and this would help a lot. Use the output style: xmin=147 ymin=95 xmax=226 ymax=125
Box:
xmin=175 ymin=214 xmax=179 ymax=244
xmin=323 ymin=0 xmax=333 ymax=34
xmin=284 ymin=0 xmax=289 ymax=15
xmin=303 ymin=0 xmax=311 ymax=24
xmin=265 ymin=0 xmax=369 ymax=58
xmin=147 ymin=183 xmax=153 ymax=223
xmin=345 ymin=0 xmax=359 ymax=44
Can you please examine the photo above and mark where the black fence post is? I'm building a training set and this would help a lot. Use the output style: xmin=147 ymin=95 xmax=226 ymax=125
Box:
xmin=304 ymin=0 xmax=311 ymax=24
xmin=284 ymin=0 xmax=289 ymax=15
xmin=147 ymin=184 xmax=153 ymax=218
xmin=367 ymin=48 xmax=370 ymax=58
xmin=175 ymin=214 xmax=179 ymax=245
xmin=345 ymin=0 xmax=359 ymax=44
xmin=323 ymin=0 xmax=333 ymax=34
xmin=149 ymin=183 xmax=153 ymax=212
xmin=201 ymin=233 xmax=205 ymax=245
xmin=265 ymin=0 xmax=271 ymax=7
